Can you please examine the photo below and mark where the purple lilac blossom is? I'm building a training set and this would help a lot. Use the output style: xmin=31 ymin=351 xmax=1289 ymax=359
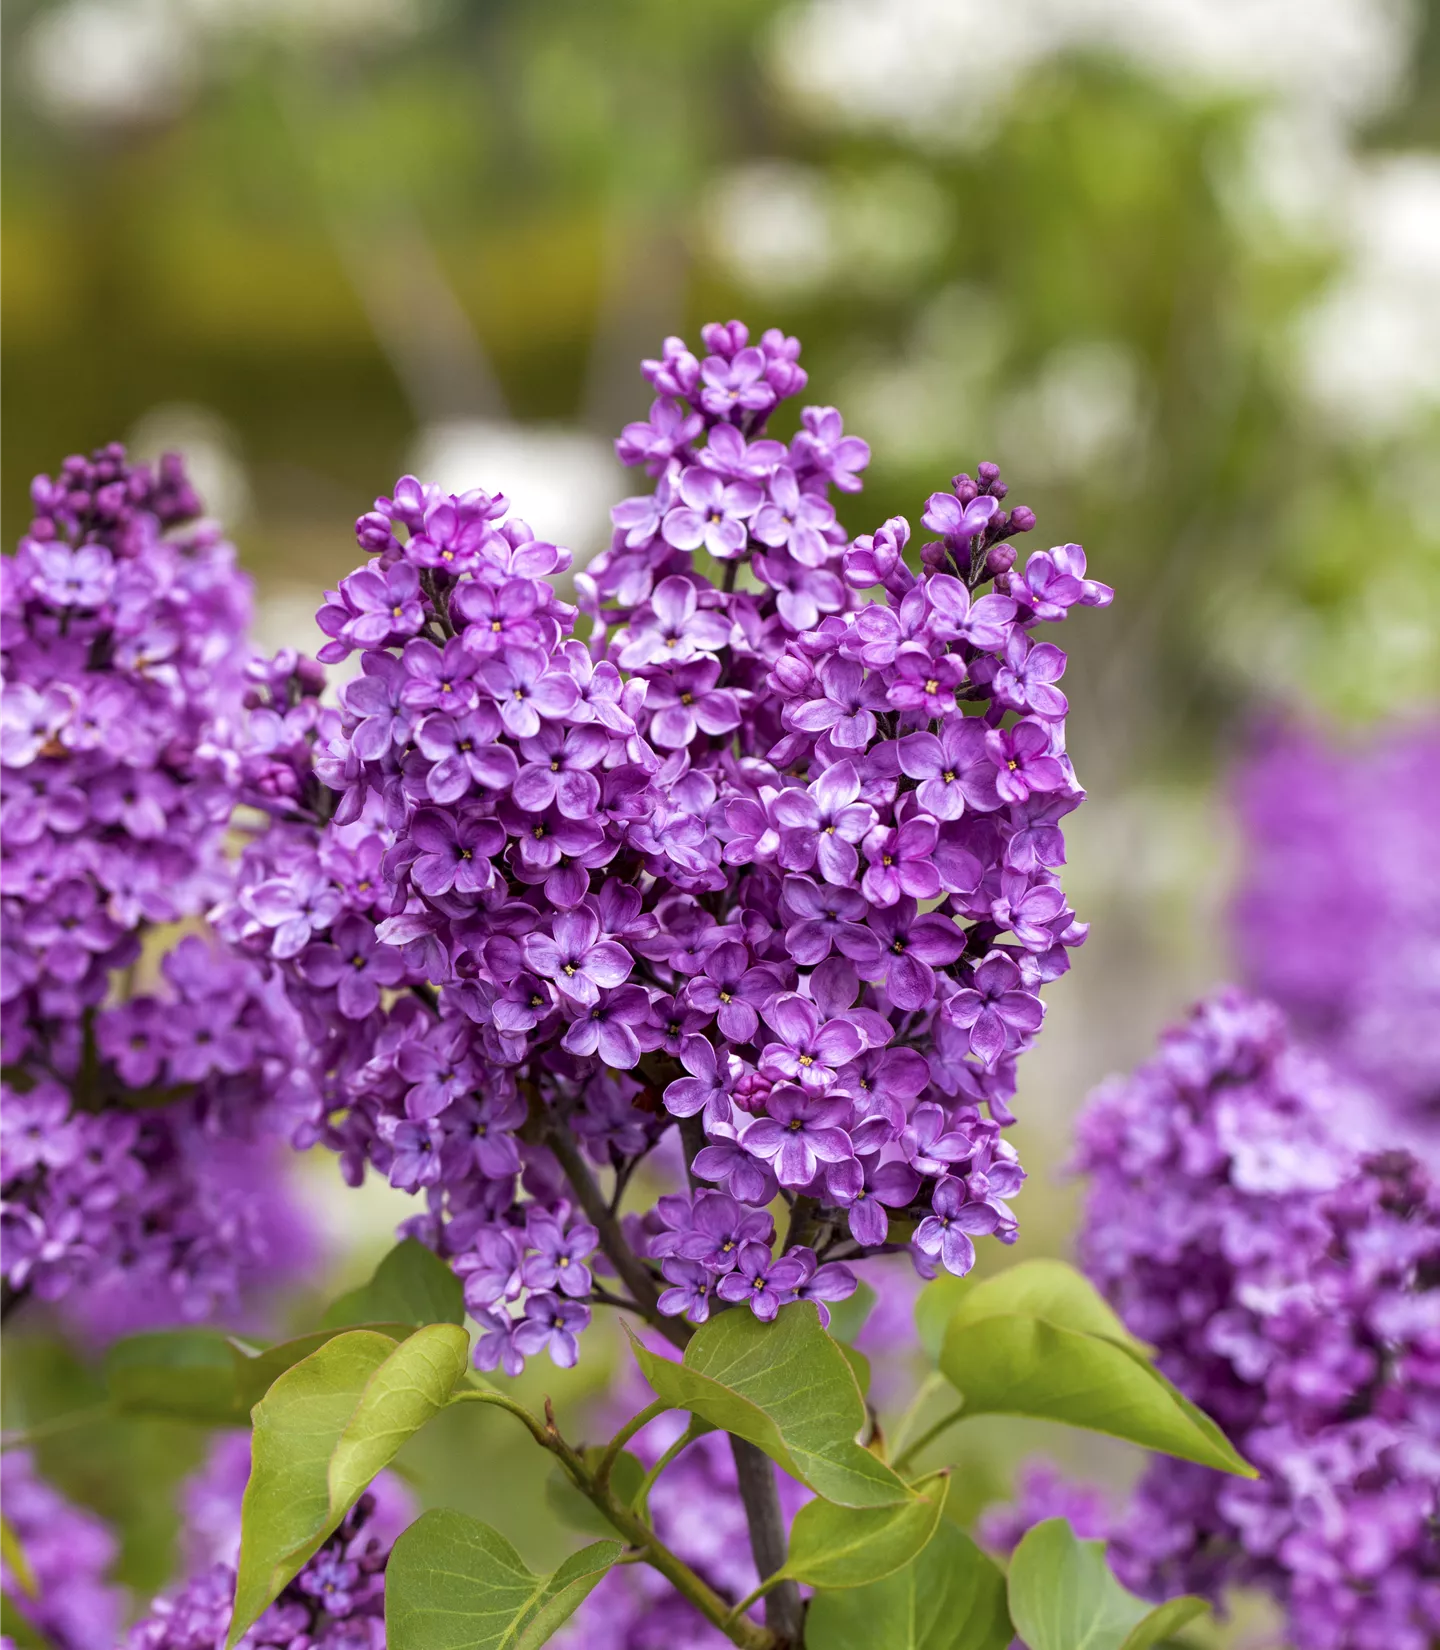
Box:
xmin=1075 ymin=989 xmax=1440 ymax=1650
xmin=127 ymin=1492 xmax=394 ymax=1650
xmin=0 ymin=1452 xmax=123 ymax=1650
xmin=976 ymin=1460 xmax=1113 ymax=1558
xmin=0 ymin=446 xmax=314 ymax=1334
xmin=215 ymin=320 xmax=1110 ymax=1375
xmin=1233 ymin=719 xmax=1440 ymax=1162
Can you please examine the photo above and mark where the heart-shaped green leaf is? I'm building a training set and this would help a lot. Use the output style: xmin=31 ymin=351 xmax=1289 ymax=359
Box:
xmin=385 ymin=1509 xmax=620 ymax=1650
xmin=1007 ymin=1518 xmax=1208 ymax=1650
xmin=940 ymin=1312 xmax=1254 ymax=1476
xmin=805 ymin=1520 xmax=1013 ymax=1650
xmin=321 ymin=1239 xmax=463 ymax=1330
xmin=776 ymin=1472 xmax=947 ymax=1590
xmin=229 ymin=1324 xmax=469 ymax=1646
xmin=627 ymin=1304 xmax=911 ymax=1507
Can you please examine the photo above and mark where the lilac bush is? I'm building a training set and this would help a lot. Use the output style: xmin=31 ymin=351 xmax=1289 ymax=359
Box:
xmin=220 ymin=318 xmax=1109 ymax=1383
xmin=1075 ymin=989 xmax=1440 ymax=1650
xmin=0 ymin=446 xmax=313 ymax=1332
xmin=10 ymin=324 xmax=1279 ymax=1650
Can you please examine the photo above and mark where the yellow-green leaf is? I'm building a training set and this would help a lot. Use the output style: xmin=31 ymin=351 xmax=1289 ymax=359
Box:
xmin=776 ymin=1472 xmax=947 ymax=1589
xmin=386 ymin=1509 xmax=620 ymax=1650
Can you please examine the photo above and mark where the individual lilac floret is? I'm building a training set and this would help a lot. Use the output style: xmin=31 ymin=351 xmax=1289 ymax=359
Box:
xmin=1076 ymin=989 xmax=1440 ymax=1650
xmin=213 ymin=320 xmax=1108 ymax=1377
xmin=0 ymin=1452 xmax=123 ymax=1650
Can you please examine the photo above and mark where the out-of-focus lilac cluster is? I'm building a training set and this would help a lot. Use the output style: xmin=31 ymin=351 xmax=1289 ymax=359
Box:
xmin=555 ymin=1367 xmax=810 ymax=1649
xmin=127 ymin=1492 xmax=392 ymax=1650
xmin=0 ymin=445 xmax=312 ymax=1330
xmin=0 ymin=1451 xmax=123 ymax=1650
xmin=219 ymin=320 xmax=1109 ymax=1374
xmin=1234 ymin=720 xmax=1440 ymax=1159
xmin=1075 ymin=989 xmax=1440 ymax=1650
xmin=975 ymin=1459 xmax=1113 ymax=1559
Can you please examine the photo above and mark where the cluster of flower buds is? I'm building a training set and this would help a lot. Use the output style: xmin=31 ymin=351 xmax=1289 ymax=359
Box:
xmin=222 ymin=319 xmax=1109 ymax=1375
xmin=1076 ymin=990 xmax=1440 ymax=1650
xmin=0 ymin=446 xmax=312 ymax=1331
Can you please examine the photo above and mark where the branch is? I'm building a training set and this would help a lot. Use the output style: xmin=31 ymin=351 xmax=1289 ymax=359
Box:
xmin=730 ymin=1438 xmax=804 ymax=1644
xmin=546 ymin=1110 xmax=689 ymax=1352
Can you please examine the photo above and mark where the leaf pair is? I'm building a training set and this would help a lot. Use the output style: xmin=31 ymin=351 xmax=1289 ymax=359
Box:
xmin=922 ymin=1260 xmax=1255 ymax=1478
xmin=627 ymin=1302 xmax=910 ymax=1507
xmin=228 ymin=1324 xmax=469 ymax=1646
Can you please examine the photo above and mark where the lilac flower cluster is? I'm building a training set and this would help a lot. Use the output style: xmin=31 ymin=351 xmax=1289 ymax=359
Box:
xmin=1075 ymin=989 xmax=1440 ymax=1650
xmin=0 ymin=445 xmax=312 ymax=1330
xmin=221 ymin=319 xmax=1108 ymax=1374
xmin=1233 ymin=719 xmax=1440 ymax=1157
xmin=127 ymin=1492 xmax=392 ymax=1650
xmin=0 ymin=1451 xmax=123 ymax=1650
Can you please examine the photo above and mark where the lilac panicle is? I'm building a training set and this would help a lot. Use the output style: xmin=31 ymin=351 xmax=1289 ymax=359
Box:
xmin=1075 ymin=989 xmax=1440 ymax=1650
xmin=1233 ymin=719 xmax=1440 ymax=1160
xmin=0 ymin=1452 xmax=123 ymax=1650
xmin=1 ymin=444 xmax=314 ymax=1334
xmin=220 ymin=319 xmax=1110 ymax=1375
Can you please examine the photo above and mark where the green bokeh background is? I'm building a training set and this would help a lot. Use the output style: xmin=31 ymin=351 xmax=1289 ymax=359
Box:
xmin=4 ymin=1 xmax=1438 ymax=1641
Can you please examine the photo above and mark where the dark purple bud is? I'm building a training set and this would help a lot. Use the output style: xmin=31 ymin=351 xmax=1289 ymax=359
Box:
xmin=1007 ymin=505 xmax=1037 ymax=534
xmin=985 ymin=542 xmax=1017 ymax=576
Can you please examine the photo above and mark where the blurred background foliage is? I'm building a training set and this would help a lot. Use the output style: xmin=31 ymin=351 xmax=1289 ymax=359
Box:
xmin=3 ymin=0 xmax=1438 ymax=1636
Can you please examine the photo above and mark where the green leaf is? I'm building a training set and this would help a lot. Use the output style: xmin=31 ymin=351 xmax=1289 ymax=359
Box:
xmin=105 ymin=1330 xmax=253 ymax=1425
xmin=1 ymin=1515 xmax=38 ymax=1599
xmin=838 ymin=1341 xmax=872 ymax=1398
xmin=104 ymin=1324 xmax=423 ymax=1427
xmin=229 ymin=1324 xmax=469 ymax=1646
xmin=777 ymin=1471 xmax=947 ymax=1589
xmin=321 ymin=1239 xmax=463 ymax=1330
xmin=627 ymin=1304 xmax=911 ymax=1507
xmin=944 ymin=1262 xmax=1150 ymax=1353
xmin=386 ymin=1509 xmax=620 ymax=1650
xmin=544 ymin=1448 xmax=646 ymax=1537
xmin=806 ymin=1520 xmax=1013 ymax=1650
xmin=940 ymin=1311 xmax=1255 ymax=1477
xmin=825 ymin=1280 xmax=877 ymax=1345
xmin=1007 ymin=1519 xmax=1207 ymax=1650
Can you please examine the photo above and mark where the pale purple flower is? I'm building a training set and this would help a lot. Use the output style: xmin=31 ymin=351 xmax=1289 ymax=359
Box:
xmin=408 ymin=807 xmax=504 ymax=897
xmin=399 ymin=636 xmax=482 ymax=714
xmin=299 ymin=914 xmax=406 ymax=1019
xmin=742 ymin=1085 xmax=853 ymax=1187
xmin=715 ymin=1240 xmax=809 ymax=1321
xmin=248 ymin=868 xmax=344 ymax=959
xmin=657 ymin=1257 xmax=717 ymax=1324
xmin=786 ymin=656 xmax=885 ymax=749
xmin=780 ymin=875 xmax=869 ymax=966
xmin=479 ymin=646 xmax=579 ymax=739
xmin=840 ymin=898 xmax=965 ymax=1011
xmin=522 ymin=1216 xmax=598 ymax=1298
xmin=826 ymin=1153 xmax=921 ymax=1245
xmin=415 ymin=710 xmax=517 ymax=807
xmin=772 ymin=761 xmax=876 ymax=884
xmin=514 ymin=1291 xmax=588 ymax=1368
xmin=985 ymin=719 xmax=1067 ymax=805
xmin=618 ymin=576 xmax=732 ymax=669
xmin=945 ymin=953 xmax=1045 ymax=1067
xmin=913 ymin=1175 xmax=998 ymax=1275
xmin=861 ymin=815 xmax=942 ymax=908
xmin=644 ymin=658 xmax=742 ymax=749
xmin=661 ymin=467 xmax=761 ymax=559
xmin=560 ymin=984 xmax=651 ymax=1069
xmin=684 ymin=943 xmax=781 ymax=1043
xmin=523 ymin=908 xmax=633 ymax=1007
xmin=758 ymin=994 xmax=864 ymax=1090
xmin=792 ymin=405 xmax=870 ymax=493
xmin=992 ymin=630 xmax=1068 ymax=719
xmin=662 ymin=1033 xmax=734 ymax=1121
xmin=511 ymin=723 xmax=607 ymax=817
xmin=752 ymin=467 xmax=836 ymax=567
